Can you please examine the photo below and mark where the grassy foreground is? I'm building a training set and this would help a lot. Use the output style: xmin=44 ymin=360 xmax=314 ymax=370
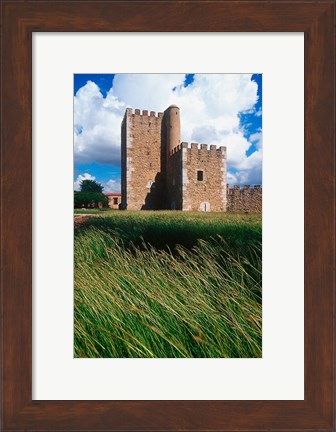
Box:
xmin=74 ymin=211 xmax=262 ymax=358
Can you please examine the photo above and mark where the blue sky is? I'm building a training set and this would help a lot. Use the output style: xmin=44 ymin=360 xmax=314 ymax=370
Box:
xmin=74 ymin=74 xmax=262 ymax=192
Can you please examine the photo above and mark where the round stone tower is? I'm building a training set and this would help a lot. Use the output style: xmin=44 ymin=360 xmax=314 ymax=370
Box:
xmin=164 ymin=104 xmax=181 ymax=209
xmin=165 ymin=104 xmax=180 ymax=156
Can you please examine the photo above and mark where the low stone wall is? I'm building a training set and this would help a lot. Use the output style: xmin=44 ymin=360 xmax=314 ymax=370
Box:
xmin=226 ymin=185 xmax=262 ymax=213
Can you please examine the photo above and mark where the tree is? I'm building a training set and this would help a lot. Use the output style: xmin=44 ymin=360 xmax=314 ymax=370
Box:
xmin=80 ymin=179 xmax=104 ymax=193
xmin=74 ymin=179 xmax=108 ymax=209
xmin=74 ymin=191 xmax=108 ymax=209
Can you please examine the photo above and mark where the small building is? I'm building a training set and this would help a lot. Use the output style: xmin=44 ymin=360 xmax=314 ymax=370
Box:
xmin=105 ymin=193 xmax=121 ymax=209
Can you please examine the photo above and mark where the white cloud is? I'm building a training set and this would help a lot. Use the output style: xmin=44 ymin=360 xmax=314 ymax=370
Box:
xmin=74 ymin=81 xmax=125 ymax=165
xmin=255 ymin=107 xmax=262 ymax=117
xmin=74 ymin=173 xmax=121 ymax=194
xmin=227 ymin=148 xmax=262 ymax=186
xmin=249 ymin=132 xmax=262 ymax=150
xmin=229 ymin=165 xmax=262 ymax=186
xmin=227 ymin=171 xmax=238 ymax=185
xmin=74 ymin=173 xmax=96 ymax=191
xmin=74 ymin=74 xmax=262 ymax=184
xmin=111 ymin=74 xmax=186 ymax=112
xmin=103 ymin=179 xmax=121 ymax=193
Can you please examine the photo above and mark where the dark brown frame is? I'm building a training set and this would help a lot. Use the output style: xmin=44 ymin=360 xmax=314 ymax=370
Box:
xmin=1 ymin=1 xmax=335 ymax=431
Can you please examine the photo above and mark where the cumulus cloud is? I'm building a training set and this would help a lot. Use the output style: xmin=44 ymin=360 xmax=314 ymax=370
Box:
xmin=103 ymin=179 xmax=121 ymax=193
xmin=74 ymin=81 xmax=125 ymax=165
xmin=74 ymin=173 xmax=96 ymax=191
xmin=74 ymin=173 xmax=121 ymax=193
xmin=74 ymin=74 xmax=262 ymax=185
xmin=249 ymin=131 xmax=262 ymax=150
xmin=111 ymin=74 xmax=186 ymax=112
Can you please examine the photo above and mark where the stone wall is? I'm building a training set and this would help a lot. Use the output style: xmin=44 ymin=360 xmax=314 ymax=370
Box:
xmin=181 ymin=143 xmax=227 ymax=212
xmin=226 ymin=185 xmax=262 ymax=213
xmin=121 ymin=108 xmax=165 ymax=210
xmin=167 ymin=144 xmax=183 ymax=210
xmin=106 ymin=194 xmax=121 ymax=209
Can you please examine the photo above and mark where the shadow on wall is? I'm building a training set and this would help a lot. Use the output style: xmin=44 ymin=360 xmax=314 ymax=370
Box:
xmin=141 ymin=172 xmax=165 ymax=210
xmin=141 ymin=114 xmax=168 ymax=210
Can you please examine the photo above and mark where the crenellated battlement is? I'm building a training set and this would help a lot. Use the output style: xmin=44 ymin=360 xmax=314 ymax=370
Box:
xmin=228 ymin=184 xmax=262 ymax=191
xmin=125 ymin=107 xmax=163 ymax=118
xmin=170 ymin=142 xmax=227 ymax=156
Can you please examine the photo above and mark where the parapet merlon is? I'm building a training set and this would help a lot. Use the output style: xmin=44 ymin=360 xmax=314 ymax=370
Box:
xmin=170 ymin=142 xmax=227 ymax=154
xmin=126 ymin=107 xmax=163 ymax=118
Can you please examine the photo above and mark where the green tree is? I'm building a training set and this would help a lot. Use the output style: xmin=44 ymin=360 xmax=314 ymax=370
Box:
xmin=80 ymin=179 xmax=104 ymax=193
xmin=74 ymin=191 xmax=108 ymax=209
xmin=74 ymin=179 xmax=108 ymax=209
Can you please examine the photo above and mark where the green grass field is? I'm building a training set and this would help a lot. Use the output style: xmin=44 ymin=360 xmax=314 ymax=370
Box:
xmin=74 ymin=211 xmax=262 ymax=358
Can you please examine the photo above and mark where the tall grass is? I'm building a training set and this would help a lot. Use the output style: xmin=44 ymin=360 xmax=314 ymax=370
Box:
xmin=74 ymin=212 xmax=262 ymax=358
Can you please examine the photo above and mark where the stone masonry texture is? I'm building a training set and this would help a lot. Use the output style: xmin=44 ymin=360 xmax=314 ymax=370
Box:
xmin=226 ymin=185 xmax=262 ymax=213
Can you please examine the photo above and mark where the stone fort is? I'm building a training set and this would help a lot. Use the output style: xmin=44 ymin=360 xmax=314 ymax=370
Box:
xmin=121 ymin=105 xmax=261 ymax=212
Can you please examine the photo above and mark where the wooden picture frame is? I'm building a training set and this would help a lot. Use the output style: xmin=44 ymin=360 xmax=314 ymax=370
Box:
xmin=1 ymin=1 xmax=334 ymax=430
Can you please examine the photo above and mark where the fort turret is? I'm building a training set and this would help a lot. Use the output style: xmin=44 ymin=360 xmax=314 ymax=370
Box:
xmin=165 ymin=104 xmax=180 ymax=157
xmin=163 ymin=105 xmax=181 ymax=208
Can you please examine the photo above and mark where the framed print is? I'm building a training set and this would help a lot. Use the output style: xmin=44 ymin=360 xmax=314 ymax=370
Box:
xmin=1 ymin=1 xmax=335 ymax=431
xmin=33 ymin=33 xmax=303 ymax=401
